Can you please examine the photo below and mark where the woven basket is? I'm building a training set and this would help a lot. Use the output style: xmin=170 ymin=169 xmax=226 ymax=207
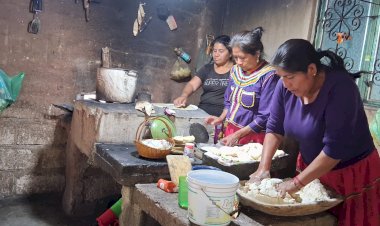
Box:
xmin=135 ymin=117 xmax=174 ymax=159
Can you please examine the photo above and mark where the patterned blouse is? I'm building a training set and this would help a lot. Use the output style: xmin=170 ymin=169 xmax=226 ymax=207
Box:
xmin=224 ymin=62 xmax=279 ymax=132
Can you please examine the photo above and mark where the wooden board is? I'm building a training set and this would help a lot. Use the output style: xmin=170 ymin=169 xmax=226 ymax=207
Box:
xmin=166 ymin=155 xmax=192 ymax=186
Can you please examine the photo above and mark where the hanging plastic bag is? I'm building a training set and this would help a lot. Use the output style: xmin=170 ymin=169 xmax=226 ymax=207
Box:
xmin=0 ymin=69 xmax=25 ymax=112
xmin=170 ymin=57 xmax=191 ymax=81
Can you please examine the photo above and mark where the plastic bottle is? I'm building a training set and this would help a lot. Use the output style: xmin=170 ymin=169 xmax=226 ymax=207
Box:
xmin=157 ymin=179 xmax=178 ymax=193
xmin=174 ymin=48 xmax=191 ymax=63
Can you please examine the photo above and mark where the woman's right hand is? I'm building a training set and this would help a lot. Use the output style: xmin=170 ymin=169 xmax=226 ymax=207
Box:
xmin=248 ymin=169 xmax=270 ymax=184
xmin=173 ymin=96 xmax=187 ymax=107
xmin=204 ymin=116 xmax=223 ymax=125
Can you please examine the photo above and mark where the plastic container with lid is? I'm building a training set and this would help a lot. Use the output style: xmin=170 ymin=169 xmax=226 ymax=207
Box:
xmin=183 ymin=143 xmax=195 ymax=159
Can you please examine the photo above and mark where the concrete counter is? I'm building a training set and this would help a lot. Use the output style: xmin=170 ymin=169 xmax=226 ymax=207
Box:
xmin=94 ymin=143 xmax=170 ymax=186
xmin=63 ymin=100 xmax=211 ymax=215
xmin=120 ymin=183 xmax=337 ymax=226
xmin=71 ymin=100 xmax=211 ymax=158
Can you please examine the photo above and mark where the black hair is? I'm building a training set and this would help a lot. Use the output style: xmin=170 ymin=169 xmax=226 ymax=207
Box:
xmin=229 ymin=27 xmax=264 ymax=58
xmin=211 ymin=35 xmax=232 ymax=54
xmin=271 ymin=39 xmax=361 ymax=79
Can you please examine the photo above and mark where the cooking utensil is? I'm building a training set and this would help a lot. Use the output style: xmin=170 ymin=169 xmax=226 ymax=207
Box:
xmin=166 ymin=155 xmax=192 ymax=186
xmin=139 ymin=16 xmax=152 ymax=33
xmin=202 ymin=150 xmax=289 ymax=180
xmin=189 ymin=123 xmax=209 ymax=143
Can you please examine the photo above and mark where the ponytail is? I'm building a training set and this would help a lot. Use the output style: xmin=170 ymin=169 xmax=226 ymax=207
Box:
xmin=318 ymin=50 xmax=361 ymax=80
xmin=272 ymin=39 xmax=361 ymax=80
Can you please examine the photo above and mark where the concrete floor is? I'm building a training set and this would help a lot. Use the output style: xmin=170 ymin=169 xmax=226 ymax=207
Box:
xmin=0 ymin=194 xmax=98 ymax=226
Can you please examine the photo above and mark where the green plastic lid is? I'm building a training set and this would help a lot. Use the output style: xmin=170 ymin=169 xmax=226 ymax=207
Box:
xmin=149 ymin=116 xmax=176 ymax=139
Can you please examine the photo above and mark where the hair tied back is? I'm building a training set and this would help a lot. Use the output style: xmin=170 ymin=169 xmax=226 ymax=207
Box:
xmin=251 ymin=27 xmax=264 ymax=40
xmin=316 ymin=48 xmax=325 ymax=60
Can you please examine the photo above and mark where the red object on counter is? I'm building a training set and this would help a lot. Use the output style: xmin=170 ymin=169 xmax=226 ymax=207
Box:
xmin=157 ymin=179 xmax=178 ymax=193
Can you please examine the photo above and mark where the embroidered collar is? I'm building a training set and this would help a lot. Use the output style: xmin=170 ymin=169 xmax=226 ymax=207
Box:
xmin=230 ymin=62 xmax=275 ymax=87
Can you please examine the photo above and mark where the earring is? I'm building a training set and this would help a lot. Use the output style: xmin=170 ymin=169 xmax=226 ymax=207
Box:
xmin=257 ymin=57 xmax=259 ymax=63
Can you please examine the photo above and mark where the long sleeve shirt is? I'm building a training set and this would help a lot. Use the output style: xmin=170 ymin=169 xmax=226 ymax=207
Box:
xmin=224 ymin=62 xmax=279 ymax=133
xmin=266 ymin=69 xmax=374 ymax=169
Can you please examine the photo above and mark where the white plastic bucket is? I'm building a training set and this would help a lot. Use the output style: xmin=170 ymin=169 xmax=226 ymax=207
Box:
xmin=187 ymin=170 xmax=239 ymax=226
xmin=96 ymin=67 xmax=138 ymax=103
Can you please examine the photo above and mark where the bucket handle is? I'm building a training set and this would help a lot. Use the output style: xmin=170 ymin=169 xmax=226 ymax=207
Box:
xmin=199 ymin=186 xmax=240 ymax=219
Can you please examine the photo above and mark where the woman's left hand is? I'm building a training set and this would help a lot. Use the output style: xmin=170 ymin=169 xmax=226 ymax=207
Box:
xmin=276 ymin=179 xmax=299 ymax=198
xmin=221 ymin=133 xmax=239 ymax=146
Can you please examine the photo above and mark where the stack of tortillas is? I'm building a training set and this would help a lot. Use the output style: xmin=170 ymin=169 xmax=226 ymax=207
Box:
xmin=172 ymin=136 xmax=195 ymax=154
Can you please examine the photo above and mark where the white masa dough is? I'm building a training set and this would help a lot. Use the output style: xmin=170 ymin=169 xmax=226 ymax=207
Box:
xmin=245 ymin=178 xmax=331 ymax=204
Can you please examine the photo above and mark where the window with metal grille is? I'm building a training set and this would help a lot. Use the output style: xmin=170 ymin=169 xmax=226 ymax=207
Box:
xmin=314 ymin=0 xmax=380 ymax=106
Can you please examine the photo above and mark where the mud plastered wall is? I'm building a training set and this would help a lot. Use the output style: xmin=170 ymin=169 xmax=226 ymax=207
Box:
xmin=0 ymin=0 xmax=226 ymax=197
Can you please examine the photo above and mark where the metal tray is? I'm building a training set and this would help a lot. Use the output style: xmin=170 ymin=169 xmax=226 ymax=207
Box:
xmin=201 ymin=152 xmax=289 ymax=180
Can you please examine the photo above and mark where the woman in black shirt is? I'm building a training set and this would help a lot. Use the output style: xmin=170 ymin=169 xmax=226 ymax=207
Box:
xmin=173 ymin=35 xmax=234 ymax=116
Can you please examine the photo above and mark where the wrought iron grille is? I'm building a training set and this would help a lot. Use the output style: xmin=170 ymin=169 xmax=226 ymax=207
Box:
xmin=319 ymin=0 xmax=368 ymax=72
xmin=315 ymin=0 xmax=380 ymax=104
